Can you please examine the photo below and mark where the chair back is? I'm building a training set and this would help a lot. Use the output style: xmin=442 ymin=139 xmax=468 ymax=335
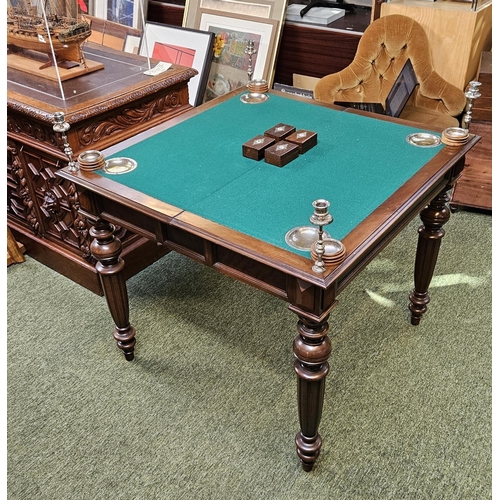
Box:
xmin=314 ymin=14 xmax=466 ymax=118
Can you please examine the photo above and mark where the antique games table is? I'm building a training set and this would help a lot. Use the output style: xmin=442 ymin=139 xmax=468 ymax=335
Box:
xmin=58 ymin=89 xmax=479 ymax=471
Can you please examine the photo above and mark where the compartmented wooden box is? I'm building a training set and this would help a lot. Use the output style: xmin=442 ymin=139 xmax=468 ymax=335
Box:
xmin=264 ymin=140 xmax=299 ymax=167
xmin=242 ymin=135 xmax=276 ymax=161
xmin=264 ymin=123 xmax=296 ymax=141
xmin=286 ymin=129 xmax=317 ymax=154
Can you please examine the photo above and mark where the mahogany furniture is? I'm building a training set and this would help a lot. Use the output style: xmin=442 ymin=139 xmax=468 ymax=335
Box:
xmin=7 ymin=43 xmax=196 ymax=294
xmin=58 ymin=89 xmax=479 ymax=470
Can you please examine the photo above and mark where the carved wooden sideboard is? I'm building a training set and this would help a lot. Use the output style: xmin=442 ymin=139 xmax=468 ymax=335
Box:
xmin=7 ymin=43 xmax=197 ymax=294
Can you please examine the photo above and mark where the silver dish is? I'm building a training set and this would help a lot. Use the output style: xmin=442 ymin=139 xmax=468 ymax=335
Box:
xmin=406 ymin=132 xmax=441 ymax=148
xmin=102 ymin=157 xmax=137 ymax=174
xmin=443 ymin=127 xmax=469 ymax=139
xmin=240 ymin=92 xmax=269 ymax=104
xmin=78 ymin=150 xmax=103 ymax=164
xmin=321 ymin=239 xmax=344 ymax=256
xmin=285 ymin=226 xmax=331 ymax=251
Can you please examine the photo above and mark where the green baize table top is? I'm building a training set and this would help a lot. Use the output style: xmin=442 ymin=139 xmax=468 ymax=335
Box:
xmin=99 ymin=92 xmax=444 ymax=256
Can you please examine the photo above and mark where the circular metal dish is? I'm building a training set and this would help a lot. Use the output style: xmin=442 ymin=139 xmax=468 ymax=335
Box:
xmin=102 ymin=157 xmax=137 ymax=174
xmin=78 ymin=150 xmax=103 ymax=164
xmin=406 ymin=132 xmax=441 ymax=148
xmin=285 ymin=226 xmax=331 ymax=251
xmin=321 ymin=238 xmax=344 ymax=256
xmin=240 ymin=92 xmax=269 ymax=104
xmin=443 ymin=127 xmax=468 ymax=139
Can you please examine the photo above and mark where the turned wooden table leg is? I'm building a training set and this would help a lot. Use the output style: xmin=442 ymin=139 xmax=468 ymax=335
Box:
xmin=293 ymin=314 xmax=331 ymax=471
xmin=409 ymin=187 xmax=451 ymax=326
xmin=90 ymin=218 xmax=136 ymax=361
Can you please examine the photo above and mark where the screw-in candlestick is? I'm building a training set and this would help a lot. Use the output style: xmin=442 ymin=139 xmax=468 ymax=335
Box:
xmin=53 ymin=111 xmax=79 ymax=172
xmin=245 ymin=40 xmax=257 ymax=82
xmin=310 ymin=199 xmax=333 ymax=273
xmin=462 ymin=81 xmax=482 ymax=131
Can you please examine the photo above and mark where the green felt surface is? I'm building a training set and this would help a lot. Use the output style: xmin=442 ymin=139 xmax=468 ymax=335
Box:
xmin=100 ymin=93 xmax=444 ymax=254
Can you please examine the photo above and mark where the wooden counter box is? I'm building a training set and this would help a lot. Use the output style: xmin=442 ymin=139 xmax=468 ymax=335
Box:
xmin=265 ymin=141 xmax=299 ymax=167
xmin=242 ymin=135 xmax=275 ymax=161
xmin=286 ymin=130 xmax=317 ymax=154
xmin=264 ymin=123 xmax=296 ymax=141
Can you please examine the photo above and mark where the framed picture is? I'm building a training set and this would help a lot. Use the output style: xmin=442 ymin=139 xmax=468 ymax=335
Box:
xmin=123 ymin=34 xmax=141 ymax=54
xmin=139 ymin=22 xmax=215 ymax=107
xmin=83 ymin=15 xmax=142 ymax=52
xmin=183 ymin=0 xmax=287 ymax=26
xmin=198 ymin=12 xmax=279 ymax=102
xmin=92 ymin=0 xmax=148 ymax=29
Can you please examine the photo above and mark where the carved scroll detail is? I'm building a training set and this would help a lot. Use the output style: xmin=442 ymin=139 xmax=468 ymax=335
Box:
xmin=8 ymin=141 xmax=40 ymax=233
xmin=79 ymin=92 xmax=182 ymax=147
xmin=7 ymin=115 xmax=58 ymax=148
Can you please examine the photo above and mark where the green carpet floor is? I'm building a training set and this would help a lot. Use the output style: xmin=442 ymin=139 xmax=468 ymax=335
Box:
xmin=7 ymin=210 xmax=492 ymax=499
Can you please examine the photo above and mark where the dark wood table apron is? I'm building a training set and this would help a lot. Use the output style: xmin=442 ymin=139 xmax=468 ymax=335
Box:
xmin=57 ymin=90 xmax=480 ymax=472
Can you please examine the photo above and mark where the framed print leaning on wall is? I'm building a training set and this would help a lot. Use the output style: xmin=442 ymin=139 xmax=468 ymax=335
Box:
xmin=183 ymin=0 xmax=288 ymax=26
xmin=139 ymin=22 xmax=215 ymax=107
xmin=198 ymin=12 xmax=279 ymax=102
xmin=92 ymin=0 xmax=148 ymax=29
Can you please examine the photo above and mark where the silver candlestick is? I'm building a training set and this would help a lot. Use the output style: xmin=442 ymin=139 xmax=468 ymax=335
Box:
xmin=53 ymin=112 xmax=79 ymax=172
xmin=462 ymin=81 xmax=482 ymax=131
xmin=310 ymin=199 xmax=333 ymax=273
xmin=245 ymin=40 xmax=257 ymax=82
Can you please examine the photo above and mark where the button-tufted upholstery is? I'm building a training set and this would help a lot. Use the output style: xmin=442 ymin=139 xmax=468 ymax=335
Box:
xmin=313 ymin=14 xmax=466 ymax=128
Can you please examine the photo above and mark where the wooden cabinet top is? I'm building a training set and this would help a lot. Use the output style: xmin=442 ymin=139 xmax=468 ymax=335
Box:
xmin=7 ymin=43 xmax=197 ymax=125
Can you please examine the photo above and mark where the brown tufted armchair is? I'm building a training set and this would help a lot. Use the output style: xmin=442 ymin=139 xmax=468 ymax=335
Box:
xmin=313 ymin=14 xmax=466 ymax=128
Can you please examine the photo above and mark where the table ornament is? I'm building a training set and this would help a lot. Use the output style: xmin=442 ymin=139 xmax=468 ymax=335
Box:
xmin=462 ymin=80 xmax=481 ymax=131
xmin=53 ymin=111 xmax=79 ymax=172
xmin=406 ymin=132 xmax=441 ymax=148
xmin=309 ymin=199 xmax=333 ymax=273
xmin=285 ymin=226 xmax=331 ymax=251
xmin=103 ymin=157 xmax=138 ymax=174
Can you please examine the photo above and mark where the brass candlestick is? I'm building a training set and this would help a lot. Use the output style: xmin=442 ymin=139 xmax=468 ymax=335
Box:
xmin=310 ymin=199 xmax=333 ymax=273
xmin=53 ymin=112 xmax=79 ymax=172
xmin=462 ymin=81 xmax=482 ymax=131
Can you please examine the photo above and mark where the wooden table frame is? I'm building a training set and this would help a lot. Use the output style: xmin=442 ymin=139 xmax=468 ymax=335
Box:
xmin=58 ymin=90 xmax=480 ymax=471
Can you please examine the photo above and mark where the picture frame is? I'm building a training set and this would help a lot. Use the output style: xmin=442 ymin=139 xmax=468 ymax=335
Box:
xmin=183 ymin=0 xmax=288 ymax=26
xmin=92 ymin=0 xmax=148 ymax=29
xmin=83 ymin=15 xmax=142 ymax=53
xmin=123 ymin=34 xmax=141 ymax=54
xmin=198 ymin=11 xmax=279 ymax=102
xmin=139 ymin=22 xmax=215 ymax=107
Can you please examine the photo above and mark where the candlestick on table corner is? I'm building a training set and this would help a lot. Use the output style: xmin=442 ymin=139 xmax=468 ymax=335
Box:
xmin=462 ymin=81 xmax=482 ymax=131
xmin=310 ymin=199 xmax=333 ymax=273
xmin=53 ymin=112 xmax=79 ymax=173
xmin=245 ymin=39 xmax=257 ymax=82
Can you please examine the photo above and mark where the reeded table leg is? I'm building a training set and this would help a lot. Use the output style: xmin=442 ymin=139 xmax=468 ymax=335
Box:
xmin=293 ymin=314 xmax=331 ymax=471
xmin=90 ymin=218 xmax=136 ymax=361
xmin=409 ymin=188 xmax=451 ymax=325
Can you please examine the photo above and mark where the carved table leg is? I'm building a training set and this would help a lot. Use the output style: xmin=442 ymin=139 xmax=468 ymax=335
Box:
xmin=90 ymin=218 xmax=136 ymax=361
xmin=293 ymin=314 xmax=331 ymax=471
xmin=409 ymin=188 xmax=451 ymax=326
